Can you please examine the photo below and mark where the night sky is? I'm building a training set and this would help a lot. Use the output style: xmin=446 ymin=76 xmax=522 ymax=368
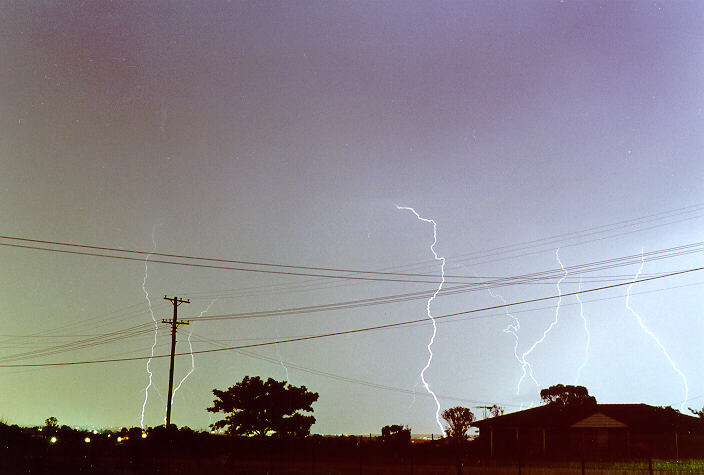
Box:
xmin=1 ymin=1 xmax=703 ymax=435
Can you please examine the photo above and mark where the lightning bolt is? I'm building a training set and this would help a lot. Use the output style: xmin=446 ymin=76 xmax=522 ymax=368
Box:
xmin=396 ymin=205 xmax=445 ymax=435
xmin=275 ymin=320 xmax=290 ymax=382
xmin=489 ymin=286 xmax=540 ymax=395
xmin=518 ymin=249 xmax=568 ymax=395
xmin=273 ymin=295 xmax=290 ymax=382
xmin=171 ymin=300 xmax=215 ymax=405
xmin=627 ymin=249 xmax=689 ymax=411
xmin=575 ymin=277 xmax=590 ymax=384
xmin=140 ymin=229 xmax=161 ymax=429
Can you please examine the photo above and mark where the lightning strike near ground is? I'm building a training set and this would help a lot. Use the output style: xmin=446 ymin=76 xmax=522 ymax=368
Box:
xmin=140 ymin=230 xmax=160 ymax=429
xmin=518 ymin=249 xmax=568 ymax=395
xmin=487 ymin=286 xmax=539 ymax=395
xmin=171 ymin=300 xmax=216 ymax=404
xmin=170 ymin=327 xmax=195 ymax=404
xmin=396 ymin=205 xmax=445 ymax=435
xmin=627 ymin=250 xmax=689 ymax=412
xmin=275 ymin=332 xmax=290 ymax=382
xmin=575 ymin=278 xmax=590 ymax=384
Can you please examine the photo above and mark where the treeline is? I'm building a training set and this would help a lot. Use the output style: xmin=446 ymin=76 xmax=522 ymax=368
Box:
xmin=0 ymin=420 xmax=476 ymax=473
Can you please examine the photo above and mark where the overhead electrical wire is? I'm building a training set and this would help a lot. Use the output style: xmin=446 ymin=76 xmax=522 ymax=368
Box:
xmin=190 ymin=331 xmax=524 ymax=408
xmin=0 ymin=234 xmax=520 ymax=280
xmin=0 ymin=240 xmax=484 ymax=285
xmin=1 ymin=203 xmax=698 ymax=323
xmin=2 ymin=200 xmax=704 ymax=285
xmin=0 ymin=237 xmax=702 ymax=289
xmin=0 ymin=323 xmax=164 ymax=363
xmin=175 ymin=202 xmax=704 ymax=299
xmin=187 ymin=242 xmax=703 ymax=322
xmin=3 ymin=279 xmax=702 ymax=380
xmin=0 ymin=241 xmax=700 ymax=362
xmin=3 ymin=278 xmax=701 ymax=361
xmin=0 ymin=264 xmax=701 ymax=368
xmin=0 ymin=301 xmax=169 ymax=347
xmin=2 ymin=206 xmax=702 ymax=366
xmin=442 ymin=204 xmax=704 ymax=268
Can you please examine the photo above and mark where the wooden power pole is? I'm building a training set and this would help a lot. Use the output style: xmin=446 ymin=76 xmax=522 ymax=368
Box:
xmin=162 ymin=295 xmax=190 ymax=427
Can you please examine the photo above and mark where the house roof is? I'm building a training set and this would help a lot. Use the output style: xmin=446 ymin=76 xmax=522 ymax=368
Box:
xmin=472 ymin=404 xmax=704 ymax=434
xmin=571 ymin=412 xmax=627 ymax=429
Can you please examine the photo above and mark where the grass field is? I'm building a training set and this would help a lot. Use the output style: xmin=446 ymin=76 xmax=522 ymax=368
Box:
xmin=9 ymin=452 xmax=704 ymax=473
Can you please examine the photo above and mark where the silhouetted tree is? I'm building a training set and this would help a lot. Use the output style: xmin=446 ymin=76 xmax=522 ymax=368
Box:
xmin=441 ymin=406 xmax=474 ymax=440
xmin=381 ymin=424 xmax=411 ymax=449
xmin=207 ymin=376 xmax=318 ymax=437
xmin=689 ymin=406 xmax=704 ymax=418
xmin=489 ymin=404 xmax=504 ymax=417
xmin=540 ymin=384 xmax=596 ymax=408
xmin=43 ymin=417 xmax=58 ymax=436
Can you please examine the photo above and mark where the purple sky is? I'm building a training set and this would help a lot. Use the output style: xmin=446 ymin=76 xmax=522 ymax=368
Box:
xmin=1 ymin=1 xmax=703 ymax=434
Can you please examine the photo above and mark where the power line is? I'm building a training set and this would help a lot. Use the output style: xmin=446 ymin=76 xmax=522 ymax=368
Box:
xmin=2 ymin=205 xmax=704 ymax=284
xmin=1 ymin=242 xmax=701 ymax=362
xmin=1 ymin=238 xmax=701 ymax=289
xmin=191 ymin=332 xmax=523 ymax=408
xmin=0 ymin=323 xmax=162 ymax=363
xmin=176 ymin=202 xmax=704 ymax=298
xmin=1 ymin=264 xmax=700 ymax=368
xmin=187 ymin=243 xmax=704 ymax=322
xmin=0 ymin=234 xmax=494 ymax=280
xmin=0 ymin=241 xmax=460 ymax=284
xmin=3 ymin=278 xmax=700 ymax=359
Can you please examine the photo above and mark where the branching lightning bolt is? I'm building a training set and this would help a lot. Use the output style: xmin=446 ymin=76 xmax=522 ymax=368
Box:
xmin=627 ymin=249 xmax=689 ymax=411
xmin=171 ymin=300 xmax=215 ymax=404
xmin=518 ymin=249 xmax=568 ymax=395
xmin=575 ymin=277 xmax=590 ymax=384
xmin=140 ymin=230 xmax=160 ymax=429
xmin=490 ymin=287 xmax=539 ymax=395
xmin=170 ymin=328 xmax=194 ymax=404
xmin=396 ymin=205 xmax=445 ymax=435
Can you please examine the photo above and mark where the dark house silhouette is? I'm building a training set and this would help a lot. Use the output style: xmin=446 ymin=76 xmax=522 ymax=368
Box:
xmin=472 ymin=404 xmax=704 ymax=459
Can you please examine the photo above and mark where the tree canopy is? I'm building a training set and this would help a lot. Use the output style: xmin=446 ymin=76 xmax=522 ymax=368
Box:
xmin=540 ymin=384 xmax=596 ymax=408
xmin=44 ymin=416 xmax=58 ymax=436
xmin=441 ymin=406 xmax=474 ymax=441
xmin=207 ymin=376 xmax=318 ymax=438
xmin=488 ymin=404 xmax=504 ymax=417
xmin=380 ymin=424 xmax=411 ymax=448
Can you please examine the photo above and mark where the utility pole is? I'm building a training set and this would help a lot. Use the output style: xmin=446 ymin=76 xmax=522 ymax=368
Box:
xmin=162 ymin=295 xmax=190 ymax=427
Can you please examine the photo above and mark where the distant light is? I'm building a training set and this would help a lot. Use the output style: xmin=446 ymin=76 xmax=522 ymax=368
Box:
xmin=84 ymin=437 xmax=91 ymax=443
xmin=141 ymin=433 xmax=147 ymax=439
xmin=116 ymin=437 xmax=123 ymax=442
xmin=107 ymin=434 xmax=111 ymax=438
xmin=38 ymin=428 xmax=42 ymax=432
xmin=50 ymin=436 xmax=57 ymax=444
xmin=92 ymin=430 xmax=97 ymax=434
